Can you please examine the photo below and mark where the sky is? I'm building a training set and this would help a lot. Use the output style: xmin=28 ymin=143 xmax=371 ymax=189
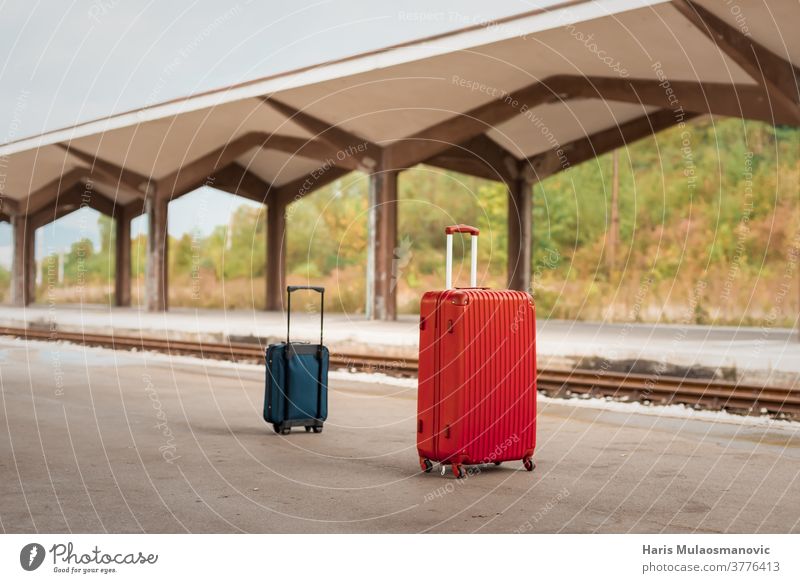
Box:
xmin=0 ymin=0 xmax=543 ymax=267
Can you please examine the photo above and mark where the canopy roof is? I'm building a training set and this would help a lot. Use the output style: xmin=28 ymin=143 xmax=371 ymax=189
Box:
xmin=1 ymin=0 xmax=797 ymax=218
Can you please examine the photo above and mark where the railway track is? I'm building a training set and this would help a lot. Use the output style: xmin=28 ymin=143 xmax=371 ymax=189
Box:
xmin=1 ymin=325 xmax=798 ymax=420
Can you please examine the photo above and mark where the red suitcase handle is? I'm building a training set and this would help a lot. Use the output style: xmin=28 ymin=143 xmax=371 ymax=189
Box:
xmin=445 ymin=224 xmax=480 ymax=236
xmin=445 ymin=224 xmax=479 ymax=289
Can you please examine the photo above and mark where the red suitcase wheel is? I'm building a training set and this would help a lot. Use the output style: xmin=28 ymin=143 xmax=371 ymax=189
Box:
xmin=452 ymin=464 xmax=465 ymax=479
xmin=523 ymin=458 xmax=535 ymax=472
xmin=419 ymin=458 xmax=433 ymax=473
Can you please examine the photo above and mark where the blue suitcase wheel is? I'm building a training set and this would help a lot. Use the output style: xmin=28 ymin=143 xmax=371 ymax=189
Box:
xmin=305 ymin=426 xmax=312 ymax=432
xmin=312 ymin=426 xmax=323 ymax=434
xmin=272 ymin=424 xmax=281 ymax=434
xmin=281 ymin=427 xmax=291 ymax=435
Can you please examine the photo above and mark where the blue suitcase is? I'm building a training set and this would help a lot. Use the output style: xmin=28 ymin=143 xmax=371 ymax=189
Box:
xmin=264 ymin=286 xmax=329 ymax=434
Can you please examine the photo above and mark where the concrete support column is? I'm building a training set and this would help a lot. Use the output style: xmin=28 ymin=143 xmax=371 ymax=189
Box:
xmin=115 ymin=206 xmax=132 ymax=307
xmin=145 ymin=195 xmax=169 ymax=312
xmin=11 ymin=214 xmax=35 ymax=306
xmin=366 ymin=170 xmax=398 ymax=320
xmin=507 ymin=177 xmax=532 ymax=292
xmin=266 ymin=196 xmax=287 ymax=311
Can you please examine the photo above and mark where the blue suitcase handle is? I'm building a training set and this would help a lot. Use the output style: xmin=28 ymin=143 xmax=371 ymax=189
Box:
xmin=287 ymin=285 xmax=324 ymax=294
xmin=286 ymin=286 xmax=324 ymax=346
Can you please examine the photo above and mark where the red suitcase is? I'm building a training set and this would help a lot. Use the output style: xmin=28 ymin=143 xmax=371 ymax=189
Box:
xmin=416 ymin=225 xmax=537 ymax=478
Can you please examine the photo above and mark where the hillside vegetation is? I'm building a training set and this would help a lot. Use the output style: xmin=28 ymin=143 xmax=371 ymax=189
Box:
xmin=21 ymin=117 xmax=799 ymax=327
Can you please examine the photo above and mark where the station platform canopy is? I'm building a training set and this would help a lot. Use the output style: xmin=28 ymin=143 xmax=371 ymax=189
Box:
xmin=1 ymin=0 xmax=798 ymax=319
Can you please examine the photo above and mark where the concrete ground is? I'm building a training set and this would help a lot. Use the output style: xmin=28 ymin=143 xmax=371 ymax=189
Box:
xmin=1 ymin=337 xmax=798 ymax=533
xmin=1 ymin=304 xmax=799 ymax=386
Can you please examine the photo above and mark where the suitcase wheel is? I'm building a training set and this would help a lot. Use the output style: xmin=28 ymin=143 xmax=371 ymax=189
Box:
xmin=312 ymin=426 xmax=323 ymax=434
xmin=305 ymin=426 xmax=312 ymax=432
xmin=523 ymin=458 xmax=535 ymax=472
xmin=281 ymin=427 xmax=291 ymax=435
xmin=493 ymin=461 xmax=502 ymax=466
xmin=272 ymin=424 xmax=281 ymax=434
xmin=452 ymin=464 xmax=465 ymax=479
xmin=419 ymin=458 xmax=433 ymax=473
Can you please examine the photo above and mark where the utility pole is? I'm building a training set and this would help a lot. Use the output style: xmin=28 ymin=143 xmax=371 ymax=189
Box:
xmin=607 ymin=149 xmax=620 ymax=275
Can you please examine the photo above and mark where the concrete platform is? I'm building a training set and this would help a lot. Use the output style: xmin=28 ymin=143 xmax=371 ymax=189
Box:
xmin=1 ymin=304 xmax=799 ymax=386
xmin=1 ymin=337 xmax=799 ymax=533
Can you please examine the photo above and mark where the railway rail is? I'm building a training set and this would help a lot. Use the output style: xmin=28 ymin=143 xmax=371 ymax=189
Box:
xmin=1 ymin=325 xmax=798 ymax=420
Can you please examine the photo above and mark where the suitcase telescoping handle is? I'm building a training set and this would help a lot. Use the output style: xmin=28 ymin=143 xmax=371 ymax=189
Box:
xmin=286 ymin=286 xmax=324 ymax=345
xmin=445 ymin=224 xmax=479 ymax=289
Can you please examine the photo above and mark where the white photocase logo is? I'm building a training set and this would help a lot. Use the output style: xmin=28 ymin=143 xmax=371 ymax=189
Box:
xmin=20 ymin=543 xmax=46 ymax=571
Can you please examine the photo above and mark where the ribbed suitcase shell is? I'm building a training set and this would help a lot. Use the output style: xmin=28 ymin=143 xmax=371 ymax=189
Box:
xmin=416 ymin=288 xmax=536 ymax=469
